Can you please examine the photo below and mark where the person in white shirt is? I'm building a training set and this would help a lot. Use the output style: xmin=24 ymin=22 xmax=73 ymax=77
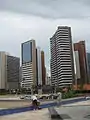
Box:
xmin=31 ymin=95 xmax=38 ymax=110
xmin=57 ymin=92 xmax=62 ymax=107
xmin=31 ymin=95 xmax=37 ymax=101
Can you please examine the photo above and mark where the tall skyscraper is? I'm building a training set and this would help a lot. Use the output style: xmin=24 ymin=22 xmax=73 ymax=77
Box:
xmin=74 ymin=41 xmax=88 ymax=85
xmin=0 ymin=52 xmax=7 ymax=90
xmin=21 ymin=40 xmax=36 ymax=89
xmin=0 ymin=52 xmax=20 ymax=91
xmin=86 ymin=53 xmax=90 ymax=83
xmin=7 ymin=55 xmax=20 ymax=90
xmin=41 ymin=51 xmax=46 ymax=85
xmin=36 ymin=47 xmax=42 ymax=86
xmin=50 ymin=26 xmax=75 ymax=88
xmin=74 ymin=50 xmax=81 ymax=85
xmin=46 ymin=74 xmax=51 ymax=85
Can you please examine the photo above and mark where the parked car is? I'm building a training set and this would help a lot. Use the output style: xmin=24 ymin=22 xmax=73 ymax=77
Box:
xmin=25 ymin=95 xmax=32 ymax=100
xmin=20 ymin=95 xmax=32 ymax=100
xmin=20 ymin=95 xmax=25 ymax=99
xmin=85 ymin=96 xmax=90 ymax=100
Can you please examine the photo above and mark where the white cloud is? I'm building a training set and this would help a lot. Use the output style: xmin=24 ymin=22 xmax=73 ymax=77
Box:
xmin=0 ymin=0 xmax=90 ymax=72
xmin=0 ymin=0 xmax=90 ymax=19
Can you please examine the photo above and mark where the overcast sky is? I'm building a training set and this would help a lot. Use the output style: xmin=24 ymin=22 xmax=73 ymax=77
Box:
xmin=0 ymin=0 xmax=90 ymax=72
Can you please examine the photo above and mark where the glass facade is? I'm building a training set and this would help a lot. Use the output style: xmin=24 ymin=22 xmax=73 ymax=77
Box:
xmin=22 ymin=41 xmax=32 ymax=63
xmin=87 ymin=53 xmax=90 ymax=72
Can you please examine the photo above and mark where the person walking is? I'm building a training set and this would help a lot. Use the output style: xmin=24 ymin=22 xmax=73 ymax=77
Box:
xmin=31 ymin=95 xmax=38 ymax=110
xmin=57 ymin=92 xmax=62 ymax=107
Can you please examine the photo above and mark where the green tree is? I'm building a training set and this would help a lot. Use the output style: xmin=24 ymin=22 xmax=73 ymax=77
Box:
xmin=79 ymin=84 xmax=83 ymax=90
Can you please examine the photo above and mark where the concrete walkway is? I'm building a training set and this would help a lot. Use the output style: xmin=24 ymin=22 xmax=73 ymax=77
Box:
xmin=56 ymin=104 xmax=90 ymax=120
xmin=0 ymin=96 xmax=86 ymax=116
xmin=63 ymin=99 xmax=90 ymax=106
xmin=0 ymin=108 xmax=50 ymax=120
xmin=0 ymin=100 xmax=90 ymax=120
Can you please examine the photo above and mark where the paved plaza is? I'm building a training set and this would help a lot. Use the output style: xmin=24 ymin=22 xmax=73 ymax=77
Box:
xmin=0 ymin=100 xmax=90 ymax=120
xmin=56 ymin=105 xmax=90 ymax=120
xmin=0 ymin=100 xmax=56 ymax=109
xmin=62 ymin=99 xmax=90 ymax=106
xmin=0 ymin=108 xmax=50 ymax=120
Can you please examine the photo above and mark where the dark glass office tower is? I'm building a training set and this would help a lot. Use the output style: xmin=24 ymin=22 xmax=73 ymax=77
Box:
xmin=7 ymin=55 xmax=20 ymax=89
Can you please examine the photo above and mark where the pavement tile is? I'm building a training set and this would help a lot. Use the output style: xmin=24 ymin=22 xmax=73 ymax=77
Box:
xmin=0 ymin=99 xmax=90 ymax=120
xmin=56 ymin=105 xmax=90 ymax=120
xmin=62 ymin=100 xmax=90 ymax=107
xmin=0 ymin=108 xmax=50 ymax=120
